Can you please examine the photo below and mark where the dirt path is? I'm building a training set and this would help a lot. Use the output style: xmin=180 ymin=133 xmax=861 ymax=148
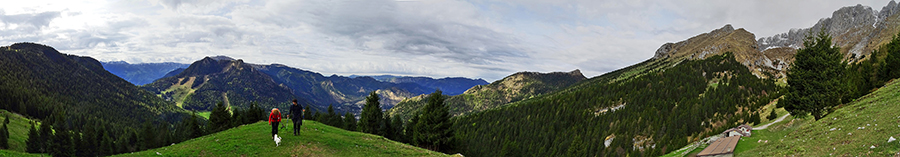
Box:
xmin=753 ymin=113 xmax=790 ymax=130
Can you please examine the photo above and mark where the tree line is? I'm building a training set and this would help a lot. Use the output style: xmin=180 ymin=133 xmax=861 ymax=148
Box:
xmin=20 ymin=101 xmax=269 ymax=157
xmin=784 ymin=29 xmax=900 ymax=120
xmin=307 ymin=91 xmax=456 ymax=153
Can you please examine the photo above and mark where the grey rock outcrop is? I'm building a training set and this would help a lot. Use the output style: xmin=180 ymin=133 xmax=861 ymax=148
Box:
xmin=757 ymin=2 xmax=900 ymax=56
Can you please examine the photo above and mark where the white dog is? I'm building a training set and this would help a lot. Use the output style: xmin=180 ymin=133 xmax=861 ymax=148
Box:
xmin=274 ymin=134 xmax=282 ymax=146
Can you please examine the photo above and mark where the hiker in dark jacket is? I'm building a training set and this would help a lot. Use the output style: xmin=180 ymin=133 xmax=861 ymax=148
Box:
xmin=289 ymin=99 xmax=304 ymax=135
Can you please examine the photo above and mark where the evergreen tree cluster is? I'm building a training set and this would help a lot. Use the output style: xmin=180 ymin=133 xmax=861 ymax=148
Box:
xmin=842 ymin=31 xmax=900 ymax=103
xmin=18 ymin=101 xmax=267 ymax=156
xmin=306 ymin=91 xmax=451 ymax=153
xmin=208 ymin=101 xmax=266 ymax=134
xmin=788 ymin=30 xmax=900 ymax=121
xmin=453 ymin=53 xmax=779 ymax=156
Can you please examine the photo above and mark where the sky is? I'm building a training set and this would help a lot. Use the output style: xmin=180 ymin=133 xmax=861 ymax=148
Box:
xmin=0 ymin=0 xmax=891 ymax=81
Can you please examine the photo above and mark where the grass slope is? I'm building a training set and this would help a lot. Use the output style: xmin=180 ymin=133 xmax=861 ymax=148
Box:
xmin=118 ymin=120 xmax=448 ymax=157
xmin=737 ymin=80 xmax=900 ymax=156
xmin=0 ymin=110 xmax=39 ymax=152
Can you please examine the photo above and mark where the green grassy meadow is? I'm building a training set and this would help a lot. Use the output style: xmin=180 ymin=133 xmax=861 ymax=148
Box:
xmin=117 ymin=119 xmax=449 ymax=157
xmin=736 ymin=80 xmax=900 ymax=156
xmin=0 ymin=110 xmax=40 ymax=152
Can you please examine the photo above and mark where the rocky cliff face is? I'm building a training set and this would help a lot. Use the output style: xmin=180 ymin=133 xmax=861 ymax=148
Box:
xmin=757 ymin=1 xmax=900 ymax=59
xmin=653 ymin=1 xmax=900 ymax=79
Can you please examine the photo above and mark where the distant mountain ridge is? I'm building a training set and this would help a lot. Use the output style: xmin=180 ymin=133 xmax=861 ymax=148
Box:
xmin=252 ymin=64 xmax=433 ymax=114
xmin=142 ymin=57 xmax=304 ymax=111
xmin=101 ymin=61 xmax=189 ymax=85
xmin=348 ymin=75 xmax=489 ymax=95
xmin=141 ymin=57 xmax=459 ymax=114
xmin=388 ymin=69 xmax=586 ymax=120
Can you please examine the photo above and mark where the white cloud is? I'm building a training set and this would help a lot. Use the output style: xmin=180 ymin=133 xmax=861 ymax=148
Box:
xmin=0 ymin=0 xmax=894 ymax=81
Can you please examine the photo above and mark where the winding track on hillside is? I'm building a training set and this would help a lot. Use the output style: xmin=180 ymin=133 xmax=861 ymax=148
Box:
xmin=752 ymin=113 xmax=790 ymax=130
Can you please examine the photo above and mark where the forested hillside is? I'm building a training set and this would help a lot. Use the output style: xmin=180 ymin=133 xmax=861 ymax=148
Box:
xmin=142 ymin=57 xmax=303 ymax=111
xmin=0 ymin=43 xmax=190 ymax=129
xmin=253 ymin=64 xmax=433 ymax=114
xmin=388 ymin=70 xmax=585 ymax=120
xmin=453 ymin=53 xmax=780 ymax=156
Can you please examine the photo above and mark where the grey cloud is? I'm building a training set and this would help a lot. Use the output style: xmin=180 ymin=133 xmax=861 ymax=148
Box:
xmin=256 ymin=0 xmax=528 ymax=65
xmin=0 ymin=10 xmax=61 ymax=29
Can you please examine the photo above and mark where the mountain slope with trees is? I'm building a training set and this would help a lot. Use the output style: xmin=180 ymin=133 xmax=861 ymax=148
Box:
xmin=252 ymin=64 xmax=433 ymax=114
xmin=142 ymin=57 xmax=304 ymax=111
xmin=0 ymin=42 xmax=190 ymax=129
xmin=452 ymin=52 xmax=779 ymax=156
xmin=388 ymin=69 xmax=586 ymax=120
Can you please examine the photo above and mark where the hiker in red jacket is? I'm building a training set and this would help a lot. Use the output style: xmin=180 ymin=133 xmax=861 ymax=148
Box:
xmin=269 ymin=108 xmax=282 ymax=137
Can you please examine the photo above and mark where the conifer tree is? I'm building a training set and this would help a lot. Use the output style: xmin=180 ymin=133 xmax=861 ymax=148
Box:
xmin=413 ymin=90 xmax=454 ymax=152
xmin=38 ymin=119 xmax=52 ymax=153
xmin=303 ymin=106 xmax=313 ymax=120
xmin=343 ymin=112 xmax=356 ymax=131
xmin=383 ymin=115 xmax=394 ymax=139
xmin=0 ymin=119 xmax=7 ymax=149
xmin=209 ymin=102 xmax=232 ymax=133
xmin=51 ymin=117 xmax=74 ymax=157
xmin=783 ymin=29 xmax=844 ymax=120
xmin=25 ymin=123 xmax=40 ymax=153
xmin=767 ymin=109 xmax=778 ymax=120
xmin=390 ymin=115 xmax=405 ymax=142
xmin=140 ymin=121 xmax=155 ymax=150
xmin=359 ymin=92 xmax=383 ymax=134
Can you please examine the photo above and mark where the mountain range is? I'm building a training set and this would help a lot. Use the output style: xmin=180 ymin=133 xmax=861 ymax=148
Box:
xmin=101 ymin=61 xmax=189 ymax=86
xmin=349 ymin=75 xmax=489 ymax=95
xmin=138 ymin=56 xmax=488 ymax=114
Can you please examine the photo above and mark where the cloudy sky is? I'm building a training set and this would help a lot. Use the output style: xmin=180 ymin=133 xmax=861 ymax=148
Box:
xmin=0 ymin=0 xmax=891 ymax=81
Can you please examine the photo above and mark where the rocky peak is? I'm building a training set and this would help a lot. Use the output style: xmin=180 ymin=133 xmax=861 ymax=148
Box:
xmin=757 ymin=2 xmax=887 ymax=54
xmin=710 ymin=24 xmax=735 ymax=36
xmin=652 ymin=24 xmax=749 ymax=60
xmin=567 ymin=69 xmax=583 ymax=78
xmin=879 ymin=0 xmax=900 ymax=20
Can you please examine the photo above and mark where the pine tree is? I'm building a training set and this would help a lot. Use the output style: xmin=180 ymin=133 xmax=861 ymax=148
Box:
xmin=0 ymin=119 xmax=7 ymax=149
xmin=749 ymin=113 xmax=761 ymax=125
xmin=343 ymin=112 xmax=356 ymax=131
xmin=25 ymin=123 xmax=40 ymax=153
xmin=880 ymin=32 xmax=900 ymax=81
xmin=232 ymin=108 xmax=244 ymax=126
xmin=247 ymin=102 xmax=264 ymax=123
xmin=390 ymin=115 xmax=405 ymax=142
xmin=140 ymin=121 xmax=155 ymax=150
xmin=303 ymin=106 xmax=313 ymax=120
xmin=209 ymin=101 xmax=232 ymax=133
xmin=414 ymin=90 xmax=454 ymax=152
xmin=783 ymin=29 xmax=844 ymax=120
xmin=767 ymin=109 xmax=778 ymax=120
xmin=51 ymin=118 xmax=75 ymax=157
xmin=383 ymin=115 xmax=393 ymax=139
xmin=323 ymin=104 xmax=339 ymax=127
xmin=37 ymin=119 xmax=52 ymax=153
xmin=358 ymin=92 xmax=383 ymax=134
